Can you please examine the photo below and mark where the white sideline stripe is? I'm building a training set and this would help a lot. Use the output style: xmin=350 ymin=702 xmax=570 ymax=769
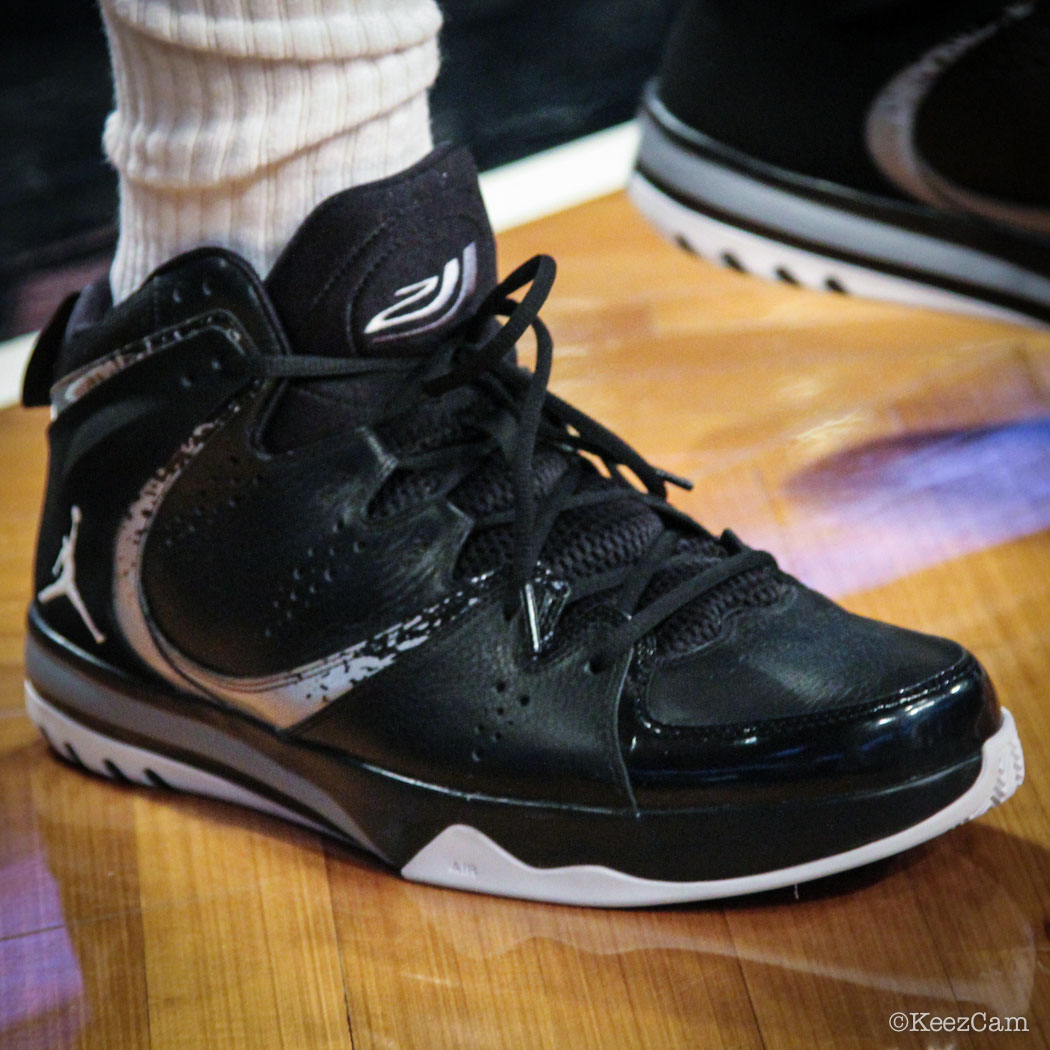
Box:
xmin=0 ymin=333 xmax=34 ymax=412
xmin=0 ymin=122 xmax=643 ymax=413
xmin=480 ymin=121 xmax=641 ymax=233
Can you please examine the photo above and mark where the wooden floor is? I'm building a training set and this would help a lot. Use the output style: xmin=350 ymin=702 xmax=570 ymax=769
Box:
xmin=3 ymin=193 xmax=1050 ymax=1049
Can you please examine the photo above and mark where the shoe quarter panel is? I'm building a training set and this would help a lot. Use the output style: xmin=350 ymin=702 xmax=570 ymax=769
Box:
xmin=141 ymin=413 xmax=474 ymax=677
xmin=33 ymin=318 xmax=258 ymax=672
xmin=293 ymin=597 xmax=636 ymax=807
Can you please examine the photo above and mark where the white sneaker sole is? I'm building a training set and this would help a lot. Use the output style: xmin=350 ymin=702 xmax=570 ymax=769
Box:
xmin=629 ymin=172 xmax=1041 ymax=329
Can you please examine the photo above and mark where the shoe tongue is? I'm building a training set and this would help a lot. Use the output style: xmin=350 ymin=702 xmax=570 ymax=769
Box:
xmin=265 ymin=146 xmax=497 ymax=357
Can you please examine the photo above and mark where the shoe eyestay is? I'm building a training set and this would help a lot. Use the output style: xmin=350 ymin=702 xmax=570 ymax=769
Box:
xmin=251 ymin=254 xmax=774 ymax=659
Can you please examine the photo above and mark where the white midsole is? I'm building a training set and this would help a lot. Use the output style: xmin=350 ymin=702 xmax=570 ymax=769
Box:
xmin=629 ymin=173 xmax=1040 ymax=329
xmin=25 ymin=680 xmax=331 ymax=836
xmin=633 ymin=96 xmax=1050 ymax=325
xmin=26 ymin=680 xmax=1023 ymax=908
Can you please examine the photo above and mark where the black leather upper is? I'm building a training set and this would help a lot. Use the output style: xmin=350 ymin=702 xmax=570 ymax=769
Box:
xmin=30 ymin=254 xmax=270 ymax=676
xmin=642 ymin=586 xmax=963 ymax=727
xmin=26 ymin=149 xmax=1002 ymax=812
xmin=915 ymin=4 xmax=1050 ymax=207
xmin=625 ymin=587 xmax=998 ymax=800
xmin=655 ymin=0 xmax=1022 ymax=200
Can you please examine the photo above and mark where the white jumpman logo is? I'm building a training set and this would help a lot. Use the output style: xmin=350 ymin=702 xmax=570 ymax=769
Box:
xmin=38 ymin=505 xmax=106 ymax=645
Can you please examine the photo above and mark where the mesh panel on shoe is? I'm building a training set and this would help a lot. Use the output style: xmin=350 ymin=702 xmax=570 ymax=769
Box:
xmin=372 ymin=392 xmax=786 ymax=658
xmin=452 ymin=447 xmax=567 ymax=518
xmin=369 ymin=467 xmax=448 ymax=519
xmin=368 ymin=393 xmax=487 ymax=520
xmin=375 ymin=389 xmax=482 ymax=457
xmin=455 ymin=525 xmax=515 ymax=579
xmin=545 ymin=497 xmax=662 ymax=579
xmin=653 ymin=565 xmax=785 ymax=655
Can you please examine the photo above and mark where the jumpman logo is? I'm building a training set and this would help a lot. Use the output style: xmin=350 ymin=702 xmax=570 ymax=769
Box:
xmin=38 ymin=505 xmax=106 ymax=645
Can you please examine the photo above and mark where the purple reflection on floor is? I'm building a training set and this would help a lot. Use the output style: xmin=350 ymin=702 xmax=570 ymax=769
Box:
xmin=0 ymin=851 xmax=85 ymax=1047
xmin=0 ymin=924 xmax=84 ymax=1048
xmin=783 ymin=419 xmax=1050 ymax=596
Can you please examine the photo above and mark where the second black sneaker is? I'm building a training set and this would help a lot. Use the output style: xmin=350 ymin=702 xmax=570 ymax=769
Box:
xmin=23 ymin=147 xmax=1023 ymax=906
xmin=633 ymin=0 xmax=1050 ymax=326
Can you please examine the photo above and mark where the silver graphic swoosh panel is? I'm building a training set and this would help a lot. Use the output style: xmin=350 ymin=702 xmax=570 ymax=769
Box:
xmin=113 ymin=398 xmax=490 ymax=728
xmin=865 ymin=3 xmax=1050 ymax=236
xmin=51 ymin=313 xmax=248 ymax=416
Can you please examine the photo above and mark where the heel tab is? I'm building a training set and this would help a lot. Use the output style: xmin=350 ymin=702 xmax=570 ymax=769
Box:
xmin=22 ymin=292 xmax=79 ymax=408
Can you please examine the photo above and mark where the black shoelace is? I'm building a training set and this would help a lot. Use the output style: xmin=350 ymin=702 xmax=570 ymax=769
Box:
xmin=256 ymin=255 xmax=774 ymax=669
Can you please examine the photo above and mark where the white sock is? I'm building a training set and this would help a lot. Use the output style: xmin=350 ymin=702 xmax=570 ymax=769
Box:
xmin=100 ymin=0 xmax=443 ymax=302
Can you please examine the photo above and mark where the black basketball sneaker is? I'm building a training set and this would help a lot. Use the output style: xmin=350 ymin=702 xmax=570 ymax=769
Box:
xmin=632 ymin=0 xmax=1050 ymax=326
xmin=22 ymin=147 xmax=1023 ymax=907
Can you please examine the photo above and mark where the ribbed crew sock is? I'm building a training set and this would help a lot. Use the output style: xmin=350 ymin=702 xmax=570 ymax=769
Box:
xmin=100 ymin=0 xmax=442 ymax=301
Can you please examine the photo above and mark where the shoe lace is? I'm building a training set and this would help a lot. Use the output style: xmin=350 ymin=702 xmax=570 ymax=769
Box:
xmin=256 ymin=255 xmax=775 ymax=668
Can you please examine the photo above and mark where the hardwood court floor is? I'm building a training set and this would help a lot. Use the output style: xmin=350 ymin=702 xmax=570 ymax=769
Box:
xmin=2 ymin=193 xmax=1050 ymax=1050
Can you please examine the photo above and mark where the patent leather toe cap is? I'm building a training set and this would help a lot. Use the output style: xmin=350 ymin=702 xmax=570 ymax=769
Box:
xmin=624 ymin=586 xmax=1001 ymax=800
